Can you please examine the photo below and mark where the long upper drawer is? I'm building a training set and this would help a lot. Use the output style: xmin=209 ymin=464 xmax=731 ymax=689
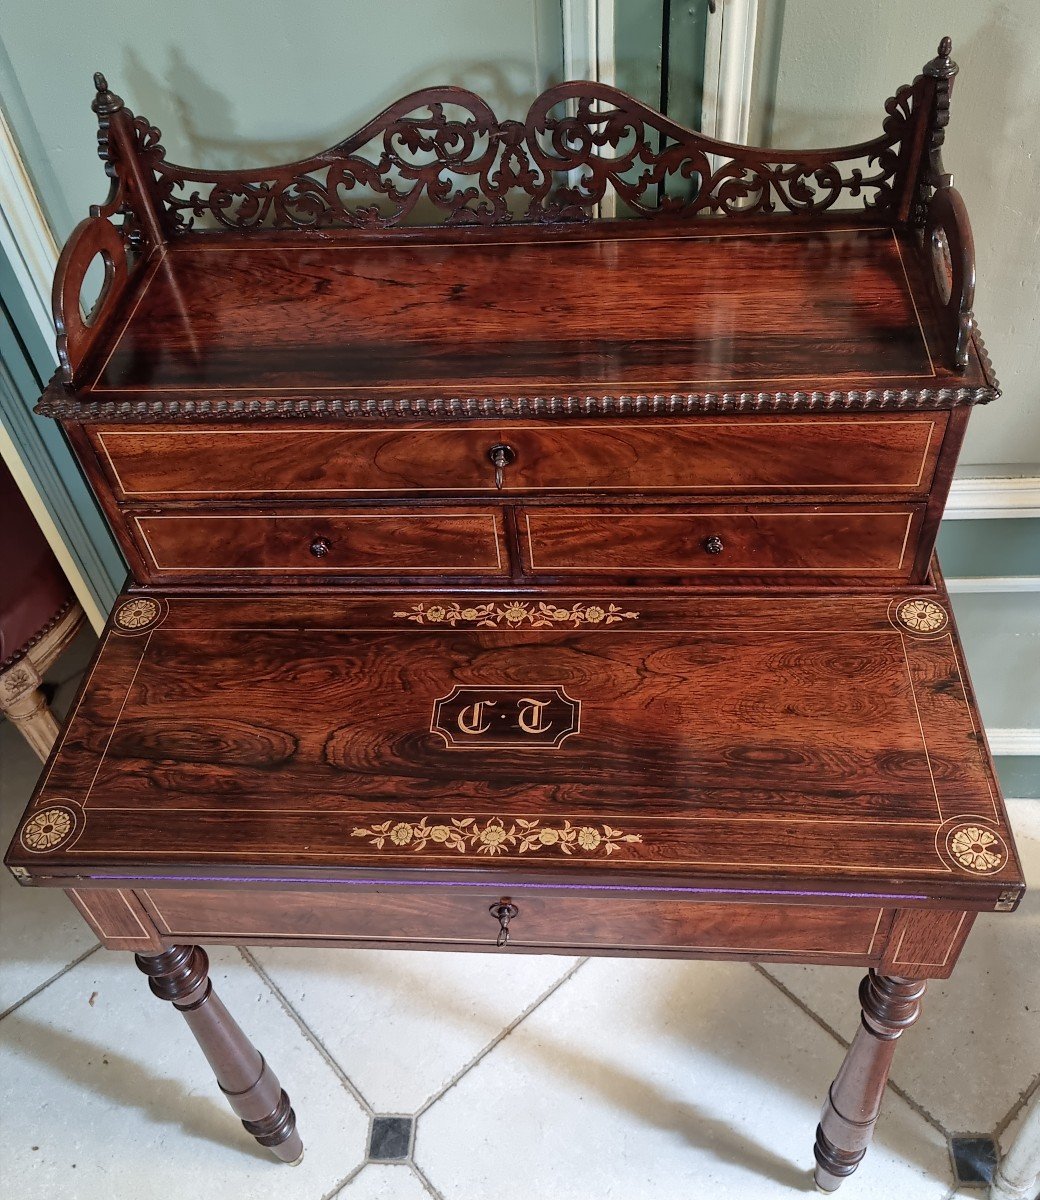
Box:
xmin=87 ymin=415 xmax=946 ymax=500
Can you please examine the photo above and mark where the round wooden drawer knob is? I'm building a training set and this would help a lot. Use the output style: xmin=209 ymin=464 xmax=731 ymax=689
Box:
xmin=309 ymin=536 xmax=331 ymax=558
xmin=704 ymin=534 xmax=724 ymax=555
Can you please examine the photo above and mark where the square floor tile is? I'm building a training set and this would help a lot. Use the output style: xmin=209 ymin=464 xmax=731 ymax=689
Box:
xmin=948 ymin=1134 xmax=998 ymax=1186
xmin=0 ymin=947 xmax=368 ymax=1198
xmin=417 ymin=958 xmax=952 ymax=1199
xmin=253 ymin=946 xmax=580 ymax=1112
xmin=763 ymin=799 xmax=1040 ymax=1134
xmin=370 ymin=1115 xmax=413 ymax=1161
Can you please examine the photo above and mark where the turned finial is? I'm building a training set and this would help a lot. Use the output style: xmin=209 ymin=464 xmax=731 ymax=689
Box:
xmin=924 ymin=35 xmax=958 ymax=79
xmin=91 ymin=70 xmax=124 ymax=116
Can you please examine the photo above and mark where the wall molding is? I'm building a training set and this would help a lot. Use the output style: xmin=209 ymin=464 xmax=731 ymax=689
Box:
xmin=987 ymin=729 xmax=1040 ymax=757
xmin=947 ymin=576 xmax=1040 ymax=593
xmin=0 ymin=105 xmax=58 ymax=350
xmin=946 ymin=476 xmax=1040 ymax=520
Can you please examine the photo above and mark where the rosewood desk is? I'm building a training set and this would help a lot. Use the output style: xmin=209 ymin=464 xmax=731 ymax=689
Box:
xmin=5 ymin=39 xmax=1025 ymax=1191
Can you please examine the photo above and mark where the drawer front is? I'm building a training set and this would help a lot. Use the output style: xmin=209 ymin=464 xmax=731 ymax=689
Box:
xmin=140 ymin=886 xmax=890 ymax=961
xmin=520 ymin=506 xmax=921 ymax=575
xmin=131 ymin=509 xmax=506 ymax=577
xmin=92 ymin=415 xmax=944 ymax=499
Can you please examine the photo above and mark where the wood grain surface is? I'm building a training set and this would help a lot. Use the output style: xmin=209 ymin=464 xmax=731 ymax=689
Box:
xmin=138 ymin=885 xmax=892 ymax=961
xmin=88 ymin=415 xmax=945 ymax=500
xmin=6 ymin=588 xmax=1023 ymax=908
xmin=520 ymin=506 xmax=922 ymax=576
xmin=131 ymin=508 xmax=507 ymax=576
xmin=77 ymin=226 xmax=981 ymax=405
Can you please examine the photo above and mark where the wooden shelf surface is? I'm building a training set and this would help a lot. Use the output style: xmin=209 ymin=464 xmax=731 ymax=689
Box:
xmin=74 ymin=223 xmax=990 ymax=407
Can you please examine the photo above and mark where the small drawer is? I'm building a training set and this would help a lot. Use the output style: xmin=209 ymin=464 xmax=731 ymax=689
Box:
xmin=520 ymin=505 xmax=922 ymax=577
xmin=139 ymin=886 xmax=891 ymax=963
xmin=130 ymin=508 xmax=507 ymax=578
xmin=90 ymin=414 xmax=944 ymax=500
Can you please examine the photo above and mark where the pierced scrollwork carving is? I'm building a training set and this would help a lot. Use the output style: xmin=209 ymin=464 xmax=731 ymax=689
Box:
xmin=127 ymin=79 xmax=924 ymax=234
xmin=525 ymin=81 xmax=915 ymax=221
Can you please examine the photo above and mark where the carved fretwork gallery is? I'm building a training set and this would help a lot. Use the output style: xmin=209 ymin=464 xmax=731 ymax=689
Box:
xmin=6 ymin=38 xmax=1023 ymax=1191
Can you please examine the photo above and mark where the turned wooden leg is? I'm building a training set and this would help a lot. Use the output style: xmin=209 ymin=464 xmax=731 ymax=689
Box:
xmin=813 ymin=970 xmax=925 ymax=1192
xmin=135 ymin=945 xmax=303 ymax=1164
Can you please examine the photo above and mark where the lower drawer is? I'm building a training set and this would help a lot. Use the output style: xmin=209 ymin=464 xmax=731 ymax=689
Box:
xmin=130 ymin=508 xmax=507 ymax=578
xmin=138 ymin=886 xmax=891 ymax=961
xmin=520 ymin=505 xmax=922 ymax=577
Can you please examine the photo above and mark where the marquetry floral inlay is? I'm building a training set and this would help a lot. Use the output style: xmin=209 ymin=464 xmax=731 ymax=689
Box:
xmin=948 ymin=824 xmax=1005 ymax=873
xmin=393 ymin=601 xmax=639 ymax=628
xmin=114 ymin=597 xmax=161 ymax=630
xmin=895 ymin=599 xmax=948 ymax=634
xmin=351 ymin=817 xmax=642 ymax=857
xmin=20 ymin=807 xmax=75 ymax=853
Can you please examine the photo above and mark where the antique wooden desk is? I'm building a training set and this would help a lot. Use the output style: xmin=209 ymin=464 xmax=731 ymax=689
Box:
xmin=5 ymin=39 xmax=1025 ymax=1190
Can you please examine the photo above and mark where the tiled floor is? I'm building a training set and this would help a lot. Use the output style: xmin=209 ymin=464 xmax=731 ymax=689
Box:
xmin=1 ymin=634 xmax=1037 ymax=1200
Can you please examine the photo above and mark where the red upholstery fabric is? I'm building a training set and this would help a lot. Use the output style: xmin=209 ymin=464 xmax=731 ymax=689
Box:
xmin=0 ymin=458 xmax=73 ymax=668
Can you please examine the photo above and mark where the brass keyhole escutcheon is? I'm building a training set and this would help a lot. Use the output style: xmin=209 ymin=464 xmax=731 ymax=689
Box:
xmin=489 ymin=900 xmax=519 ymax=947
xmin=309 ymin=536 xmax=331 ymax=558
xmin=488 ymin=444 xmax=516 ymax=490
xmin=704 ymin=534 xmax=724 ymax=555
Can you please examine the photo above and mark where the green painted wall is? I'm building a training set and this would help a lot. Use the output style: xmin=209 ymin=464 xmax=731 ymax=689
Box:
xmin=937 ymin=519 xmax=1040 ymax=580
xmin=994 ymin=757 xmax=1040 ymax=799
xmin=951 ymin=591 xmax=1040 ymax=731
xmin=0 ymin=1 xmax=565 ymax=242
xmin=756 ymin=0 xmax=1040 ymax=469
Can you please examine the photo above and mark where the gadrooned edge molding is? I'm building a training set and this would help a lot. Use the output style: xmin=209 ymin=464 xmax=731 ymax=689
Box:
xmin=37 ymin=382 xmax=1000 ymax=423
xmin=972 ymin=327 xmax=1000 ymax=394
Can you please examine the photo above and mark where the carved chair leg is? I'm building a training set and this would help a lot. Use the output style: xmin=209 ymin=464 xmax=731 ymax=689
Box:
xmin=813 ymin=970 xmax=925 ymax=1192
xmin=135 ymin=945 xmax=303 ymax=1164
xmin=0 ymin=658 xmax=60 ymax=762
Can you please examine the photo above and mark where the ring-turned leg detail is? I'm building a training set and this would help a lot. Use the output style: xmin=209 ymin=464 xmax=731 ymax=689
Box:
xmin=135 ymin=945 xmax=304 ymax=1164
xmin=813 ymin=970 xmax=925 ymax=1192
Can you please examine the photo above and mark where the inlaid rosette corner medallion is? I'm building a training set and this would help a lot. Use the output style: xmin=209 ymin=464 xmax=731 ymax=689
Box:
xmin=351 ymin=816 xmax=642 ymax=857
xmin=394 ymin=600 xmax=639 ymax=629
xmin=19 ymin=804 xmax=79 ymax=854
xmin=113 ymin=596 xmax=164 ymax=633
xmin=946 ymin=822 xmax=1007 ymax=875
xmin=432 ymin=685 xmax=580 ymax=749
xmin=891 ymin=597 xmax=949 ymax=635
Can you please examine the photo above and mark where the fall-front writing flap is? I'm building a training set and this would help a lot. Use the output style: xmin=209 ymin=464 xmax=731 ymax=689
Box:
xmin=5 ymin=589 xmax=1024 ymax=906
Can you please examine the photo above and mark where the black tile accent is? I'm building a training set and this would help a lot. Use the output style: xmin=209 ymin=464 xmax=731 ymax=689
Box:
xmin=948 ymin=1134 xmax=998 ymax=1187
xmin=368 ymin=1115 xmax=413 ymax=1162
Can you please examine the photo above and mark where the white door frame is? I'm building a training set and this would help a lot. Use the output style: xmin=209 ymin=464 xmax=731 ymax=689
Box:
xmin=701 ymin=0 xmax=759 ymax=146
